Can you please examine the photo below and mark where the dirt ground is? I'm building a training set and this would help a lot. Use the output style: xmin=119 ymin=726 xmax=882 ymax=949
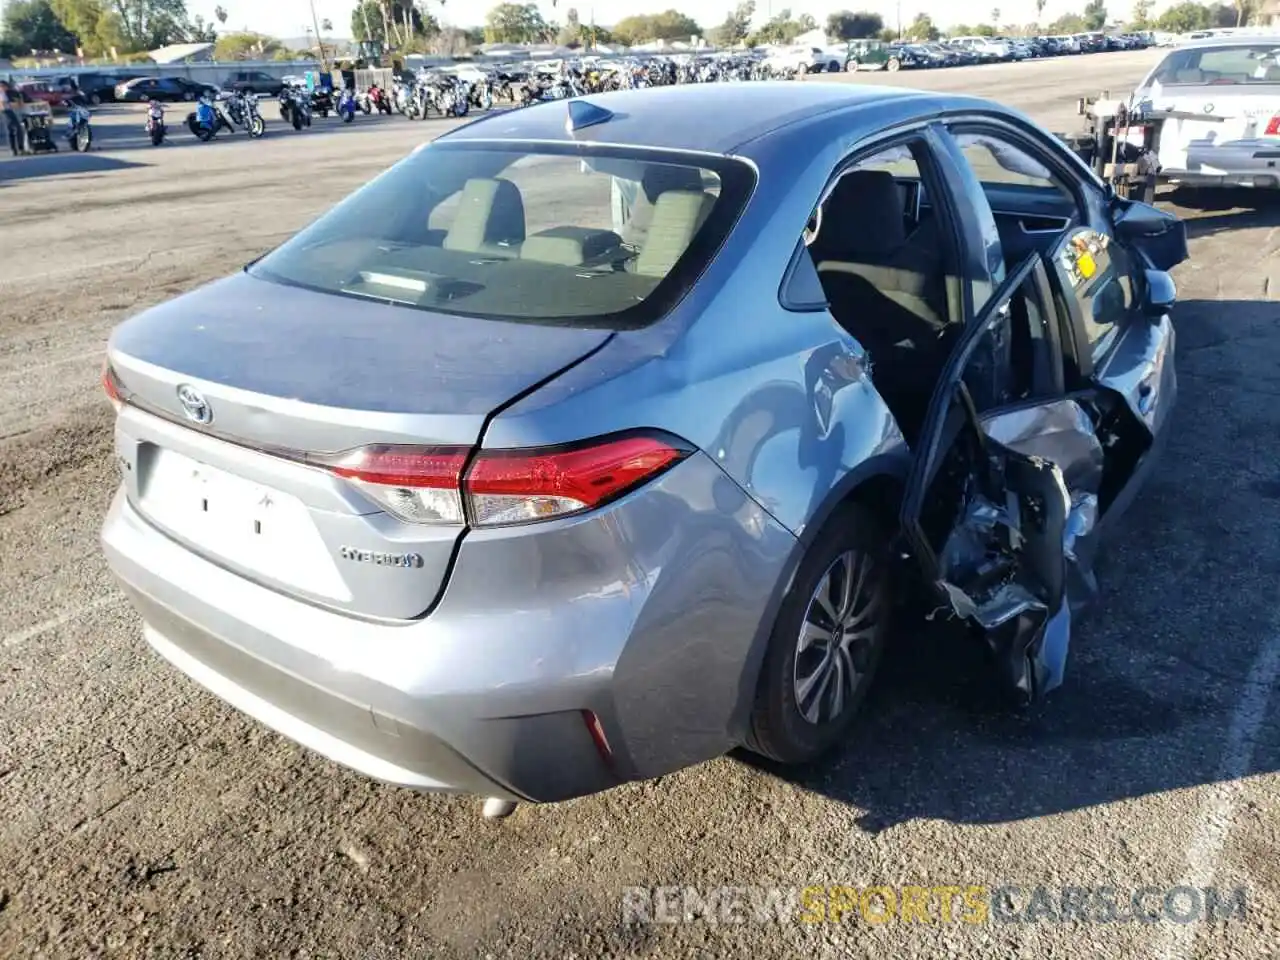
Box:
xmin=1 ymin=50 xmax=1277 ymax=958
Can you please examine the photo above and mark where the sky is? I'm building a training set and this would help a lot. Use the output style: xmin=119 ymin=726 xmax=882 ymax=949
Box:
xmin=189 ymin=0 xmax=1151 ymax=38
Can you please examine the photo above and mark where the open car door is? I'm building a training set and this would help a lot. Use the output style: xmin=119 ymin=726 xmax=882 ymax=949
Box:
xmin=899 ymin=253 xmax=1109 ymax=703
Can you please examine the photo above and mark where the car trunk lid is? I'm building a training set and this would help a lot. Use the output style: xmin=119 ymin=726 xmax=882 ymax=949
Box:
xmin=107 ymin=272 xmax=612 ymax=619
xmin=1148 ymin=86 xmax=1280 ymax=167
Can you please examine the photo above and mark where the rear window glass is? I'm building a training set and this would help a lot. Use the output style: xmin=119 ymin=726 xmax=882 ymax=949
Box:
xmin=1150 ymin=44 xmax=1280 ymax=85
xmin=249 ymin=142 xmax=754 ymax=329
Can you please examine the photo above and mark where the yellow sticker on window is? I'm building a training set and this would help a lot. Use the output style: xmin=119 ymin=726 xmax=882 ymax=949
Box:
xmin=1077 ymin=251 xmax=1096 ymax=279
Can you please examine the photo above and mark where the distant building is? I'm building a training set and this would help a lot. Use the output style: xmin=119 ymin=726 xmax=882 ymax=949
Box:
xmin=1258 ymin=0 xmax=1280 ymax=26
xmin=149 ymin=42 xmax=215 ymax=64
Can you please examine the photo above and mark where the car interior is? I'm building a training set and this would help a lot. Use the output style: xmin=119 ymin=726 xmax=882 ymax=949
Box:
xmin=804 ymin=154 xmax=963 ymax=441
xmin=309 ymin=157 xmax=727 ymax=322
xmin=803 ymin=135 xmax=1082 ymax=440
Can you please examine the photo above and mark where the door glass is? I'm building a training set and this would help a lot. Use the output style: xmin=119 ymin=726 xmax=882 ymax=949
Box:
xmin=953 ymin=133 xmax=1067 ymax=194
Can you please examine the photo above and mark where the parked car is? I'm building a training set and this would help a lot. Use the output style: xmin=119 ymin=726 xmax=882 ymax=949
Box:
xmin=15 ymin=79 xmax=69 ymax=112
xmin=1122 ymin=35 xmax=1280 ymax=189
xmin=844 ymin=39 xmax=894 ymax=71
xmin=115 ymin=76 xmax=219 ymax=103
xmin=52 ymin=71 xmax=123 ymax=104
xmin=101 ymin=84 xmax=1185 ymax=813
xmin=222 ymin=70 xmax=287 ymax=97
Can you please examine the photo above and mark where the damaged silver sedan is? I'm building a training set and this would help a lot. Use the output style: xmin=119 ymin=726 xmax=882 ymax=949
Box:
xmin=101 ymin=86 xmax=1186 ymax=810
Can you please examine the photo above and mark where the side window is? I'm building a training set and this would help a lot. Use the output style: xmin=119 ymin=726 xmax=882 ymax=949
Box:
xmin=952 ymin=131 xmax=1072 ymax=197
xmin=1054 ymin=226 xmax=1131 ymax=355
xmin=796 ymin=139 xmax=964 ymax=440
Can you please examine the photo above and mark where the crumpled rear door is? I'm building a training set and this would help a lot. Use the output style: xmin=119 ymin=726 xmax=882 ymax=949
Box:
xmin=900 ymin=254 xmax=1106 ymax=703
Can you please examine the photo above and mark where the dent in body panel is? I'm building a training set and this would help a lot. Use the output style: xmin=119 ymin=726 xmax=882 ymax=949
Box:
xmin=1095 ymin=313 xmax=1176 ymax=437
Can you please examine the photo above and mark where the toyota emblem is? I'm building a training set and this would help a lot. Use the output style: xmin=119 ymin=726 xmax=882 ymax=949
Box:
xmin=176 ymin=384 xmax=212 ymax=424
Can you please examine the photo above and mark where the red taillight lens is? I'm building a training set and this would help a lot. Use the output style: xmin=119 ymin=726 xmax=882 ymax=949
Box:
xmin=102 ymin=363 xmax=123 ymax=409
xmin=318 ymin=434 xmax=690 ymax=527
xmin=1265 ymin=114 xmax=1280 ymax=137
xmin=323 ymin=445 xmax=469 ymax=524
xmin=582 ymin=709 xmax=613 ymax=761
xmin=466 ymin=435 xmax=688 ymax=527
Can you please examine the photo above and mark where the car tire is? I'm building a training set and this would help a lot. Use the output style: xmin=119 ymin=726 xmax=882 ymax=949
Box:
xmin=887 ymin=57 xmax=901 ymax=72
xmin=89 ymin=93 xmax=102 ymax=106
xmin=183 ymin=91 xmax=194 ymax=101
xmin=746 ymin=502 xmax=892 ymax=765
xmin=827 ymin=60 xmax=840 ymax=73
xmin=845 ymin=59 xmax=858 ymax=72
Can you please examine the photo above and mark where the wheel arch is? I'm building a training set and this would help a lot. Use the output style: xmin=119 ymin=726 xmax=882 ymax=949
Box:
xmin=727 ymin=453 xmax=909 ymax=742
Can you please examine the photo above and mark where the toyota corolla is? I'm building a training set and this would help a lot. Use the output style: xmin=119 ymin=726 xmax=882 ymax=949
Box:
xmin=101 ymin=84 xmax=1188 ymax=816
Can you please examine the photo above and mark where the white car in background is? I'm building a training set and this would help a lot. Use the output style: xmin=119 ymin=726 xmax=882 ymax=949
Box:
xmin=1123 ymin=36 xmax=1280 ymax=188
xmin=765 ymin=44 xmax=842 ymax=73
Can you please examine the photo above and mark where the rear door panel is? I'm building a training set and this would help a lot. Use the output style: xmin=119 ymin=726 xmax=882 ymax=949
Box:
xmin=900 ymin=255 xmax=1112 ymax=702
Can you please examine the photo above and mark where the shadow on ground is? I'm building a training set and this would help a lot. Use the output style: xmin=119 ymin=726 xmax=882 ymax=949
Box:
xmin=1165 ymin=185 xmax=1280 ymax=240
xmin=0 ymin=152 xmax=148 ymax=183
xmin=739 ymin=293 xmax=1280 ymax=833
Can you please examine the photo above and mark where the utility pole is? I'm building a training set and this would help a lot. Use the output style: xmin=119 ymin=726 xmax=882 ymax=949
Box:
xmin=309 ymin=0 xmax=328 ymax=70
xmin=896 ymin=0 xmax=902 ymax=39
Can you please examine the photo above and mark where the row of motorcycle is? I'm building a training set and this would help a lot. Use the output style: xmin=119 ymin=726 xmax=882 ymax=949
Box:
xmin=141 ymin=90 xmax=267 ymax=145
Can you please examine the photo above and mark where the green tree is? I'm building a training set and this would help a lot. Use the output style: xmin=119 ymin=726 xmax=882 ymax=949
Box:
xmin=826 ymin=10 xmax=884 ymax=39
xmin=2 ymin=0 xmax=80 ymax=52
xmin=974 ymin=23 xmax=996 ymax=34
xmin=990 ymin=7 xmax=1001 ymax=25
xmin=1035 ymin=0 xmax=1047 ymax=22
xmin=213 ymin=30 xmax=279 ymax=59
xmin=51 ymin=0 xmax=195 ymax=53
xmin=1207 ymin=2 xmax=1237 ymax=24
xmin=905 ymin=12 xmax=938 ymax=39
xmin=711 ymin=0 xmax=753 ymax=46
xmin=750 ymin=8 xmax=816 ymax=44
xmin=484 ymin=2 xmax=550 ymax=43
xmin=1130 ymin=0 xmax=1153 ymax=26
xmin=610 ymin=9 xmax=701 ymax=45
xmin=1156 ymin=0 xmax=1211 ymax=29
xmin=1082 ymin=0 xmax=1108 ymax=28
xmin=1047 ymin=11 xmax=1088 ymax=30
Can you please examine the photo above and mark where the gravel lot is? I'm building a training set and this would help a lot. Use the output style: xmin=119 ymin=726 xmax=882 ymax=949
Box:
xmin=1 ymin=49 xmax=1278 ymax=958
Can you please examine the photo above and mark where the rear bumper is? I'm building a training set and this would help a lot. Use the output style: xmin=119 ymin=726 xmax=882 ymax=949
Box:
xmin=101 ymin=451 xmax=797 ymax=803
xmin=1161 ymin=141 xmax=1280 ymax=188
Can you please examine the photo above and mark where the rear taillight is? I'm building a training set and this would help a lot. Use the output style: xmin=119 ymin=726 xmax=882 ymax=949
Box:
xmin=322 ymin=445 xmax=469 ymax=524
xmin=102 ymin=362 xmax=123 ymax=410
xmin=466 ymin=435 xmax=687 ymax=526
xmin=318 ymin=433 xmax=690 ymax=528
xmin=1265 ymin=114 xmax=1280 ymax=137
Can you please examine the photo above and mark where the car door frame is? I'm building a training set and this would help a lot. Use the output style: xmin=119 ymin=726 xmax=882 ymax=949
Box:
xmin=933 ymin=112 xmax=1176 ymax=476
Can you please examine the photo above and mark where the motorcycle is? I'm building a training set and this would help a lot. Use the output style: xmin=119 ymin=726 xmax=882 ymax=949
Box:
xmin=65 ymin=100 xmax=92 ymax=152
xmin=392 ymin=79 xmax=415 ymax=116
xmin=310 ymin=87 xmax=334 ymax=118
xmin=360 ymin=84 xmax=392 ymax=115
xmin=187 ymin=91 xmax=265 ymax=141
xmin=278 ymin=86 xmax=312 ymax=130
xmin=469 ymin=78 xmax=496 ymax=111
xmin=145 ymin=99 xmax=166 ymax=146
xmin=337 ymin=87 xmax=358 ymax=123
xmin=223 ymin=91 xmax=266 ymax=137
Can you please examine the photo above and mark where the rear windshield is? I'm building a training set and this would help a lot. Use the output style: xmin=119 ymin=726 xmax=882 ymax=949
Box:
xmin=249 ymin=141 xmax=754 ymax=329
xmin=1150 ymin=44 xmax=1280 ymax=85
